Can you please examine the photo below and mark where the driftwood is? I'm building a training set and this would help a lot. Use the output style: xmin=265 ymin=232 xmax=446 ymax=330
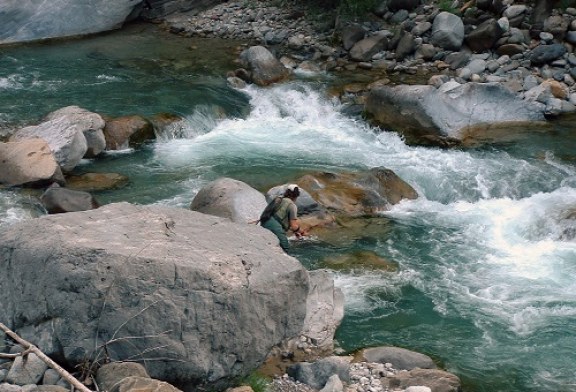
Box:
xmin=0 ymin=322 xmax=93 ymax=392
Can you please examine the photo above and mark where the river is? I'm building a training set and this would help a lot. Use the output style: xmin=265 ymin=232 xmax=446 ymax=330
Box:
xmin=1 ymin=23 xmax=575 ymax=392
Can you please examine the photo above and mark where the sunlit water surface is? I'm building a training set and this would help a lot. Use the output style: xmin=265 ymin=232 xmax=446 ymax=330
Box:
xmin=1 ymin=23 xmax=575 ymax=392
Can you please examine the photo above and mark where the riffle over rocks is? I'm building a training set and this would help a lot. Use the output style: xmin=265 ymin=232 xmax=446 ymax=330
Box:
xmin=0 ymin=202 xmax=337 ymax=391
xmin=0 ymin=0 xmax=223 ymax=45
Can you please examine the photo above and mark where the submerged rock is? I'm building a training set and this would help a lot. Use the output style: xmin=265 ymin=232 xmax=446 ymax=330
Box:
xmin=103 ymin=115 xmax=155 ymax=150
xmin=65 ymin=172 xmax=130 ymax=192
xmin=320 ymin=250 xmax=398 ymax=272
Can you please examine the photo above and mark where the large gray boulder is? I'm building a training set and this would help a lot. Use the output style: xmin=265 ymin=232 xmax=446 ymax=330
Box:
xmin=10 ymin=106 xmax=105 ymax=172
xmin=0 ymin=139 xmax=64 ymax=187
xmin=190 ymin=178 xmax=267 ymax=224
xmin=0 ymin=1 xmax=228 ymax=45
xmin=238 ymin=46 xmax=290 ymax=86
xmin=365 ymin=82 xmax=546 ymax=142
xmin=0 ymin=202 xmax=313 ymax=390
xmin=430 ymin=12 xmax=464 ymax=51
xmin=0 ymin=0 xmax=141 ymax=45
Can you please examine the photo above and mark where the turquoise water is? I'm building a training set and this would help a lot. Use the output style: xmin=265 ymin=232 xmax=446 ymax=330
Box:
xmin=1 ymin=23 xmax=576 ymax=392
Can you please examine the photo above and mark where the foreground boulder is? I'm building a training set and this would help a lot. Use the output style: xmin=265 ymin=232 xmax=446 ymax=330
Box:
xmin=366 ymin=82 xmax=546 ymax=143
xmin=0 ymin=203 xmax=314 ymax=390
xmin=0 ymin=139 xmax=65 ymax=187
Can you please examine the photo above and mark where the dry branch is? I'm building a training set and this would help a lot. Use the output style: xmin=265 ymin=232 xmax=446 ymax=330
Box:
xmin=0 ymin=322 xmax=94 ymax=392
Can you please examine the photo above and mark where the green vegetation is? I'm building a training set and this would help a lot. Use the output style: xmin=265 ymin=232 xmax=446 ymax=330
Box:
xmin=437 ymin=0 xmax=460 ymax=14
xmin=559 ymin=0 xmax=576 ymax=10
xmin=338 ymin=0 xmax=380 ymax=17
xmin=239 ymin=372 xmax=272 ymax=392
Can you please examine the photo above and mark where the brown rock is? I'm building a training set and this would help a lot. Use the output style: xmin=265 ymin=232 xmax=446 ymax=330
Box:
xmin=149 ymin=113 xmax=185 ymax=138
xmin=103 ymin=115 xmax=155 ymax=150
xmin=296 ymin=169 xmax=417 ymax=216
xmin=320 ymin=250 xmax=398 ymax=271
xmin=542 ymin=79 xmax=569 ymax=99
xmin=65 ymin=172 xmax=129 ymax=191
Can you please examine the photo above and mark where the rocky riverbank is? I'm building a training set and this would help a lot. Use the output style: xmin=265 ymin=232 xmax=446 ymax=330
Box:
xmin=161 ymin=0 xmax=576 ymax=144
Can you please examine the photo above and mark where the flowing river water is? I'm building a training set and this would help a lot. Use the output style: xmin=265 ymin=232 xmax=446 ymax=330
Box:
xmin=1 ymin=23 xmax=575 ymax=392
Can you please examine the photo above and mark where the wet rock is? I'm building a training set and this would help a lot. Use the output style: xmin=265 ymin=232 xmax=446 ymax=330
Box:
xmin=148 ymin=113 xmax=185 ymax=139
xmin=103 ymin=115 xmax=155 ymax=150
xmin=40 ymin=184 xmax=100 ymax=214
xmin=295 ymin=169 xmax=418 ymax=216
xmin=65 ymin=173 xmax=129 ymax=192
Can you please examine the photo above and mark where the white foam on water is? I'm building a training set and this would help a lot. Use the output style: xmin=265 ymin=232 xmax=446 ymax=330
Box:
xmin=0 ymin=74 xmax=24 ymax=90
xmin=383 ymin=187 xmax=576 ymax=337
xmin=0 ymin=191 xmax=43 ymax=228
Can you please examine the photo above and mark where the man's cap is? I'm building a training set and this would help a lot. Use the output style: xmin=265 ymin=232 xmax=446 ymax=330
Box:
xmin=287 ymin=184 xmax=299 ymax=191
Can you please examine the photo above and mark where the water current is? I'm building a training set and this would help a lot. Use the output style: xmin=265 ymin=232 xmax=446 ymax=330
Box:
xmin=1 ymin=23 xmax=575 ymax=392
